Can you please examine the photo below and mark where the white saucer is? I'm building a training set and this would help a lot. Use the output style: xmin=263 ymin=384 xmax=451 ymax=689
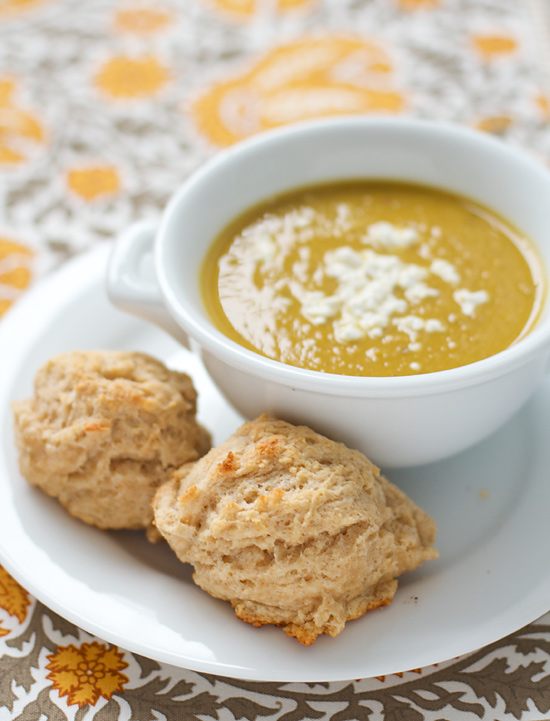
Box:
xmin=1 ymin=244 xmax=549 ymax=682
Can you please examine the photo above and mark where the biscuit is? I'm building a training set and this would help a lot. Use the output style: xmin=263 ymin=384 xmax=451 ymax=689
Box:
xmin=153 ymin=415 xmax=437 ymax=644
xmin=12 ymin=350 xmax=210 ymax=532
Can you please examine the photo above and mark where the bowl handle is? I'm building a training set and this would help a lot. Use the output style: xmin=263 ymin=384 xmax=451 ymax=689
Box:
xmin=106 ymin=219 xmax=191 ymax=349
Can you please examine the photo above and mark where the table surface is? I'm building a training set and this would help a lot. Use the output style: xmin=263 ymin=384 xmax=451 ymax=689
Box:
xmin=2 ymin=1 xmax=550 ymax=719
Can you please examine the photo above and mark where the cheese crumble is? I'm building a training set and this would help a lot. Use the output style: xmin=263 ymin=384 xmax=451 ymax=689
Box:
xmin=286 ymin=231 xmax=488 ymax=357
xmin=245 ymin=218 xmax=492 ymax=372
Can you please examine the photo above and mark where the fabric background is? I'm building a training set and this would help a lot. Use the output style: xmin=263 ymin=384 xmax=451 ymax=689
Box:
xmin=1 ymin=1 xmax=550 ymax=719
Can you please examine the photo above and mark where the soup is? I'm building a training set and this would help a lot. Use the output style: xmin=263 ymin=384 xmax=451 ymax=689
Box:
xmin=201 ymin=182 xmax=544 ymax=377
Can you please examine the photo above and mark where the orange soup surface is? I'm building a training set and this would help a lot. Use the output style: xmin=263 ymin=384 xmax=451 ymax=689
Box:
xmin=201 ymin=182 xmax=544 ymax=376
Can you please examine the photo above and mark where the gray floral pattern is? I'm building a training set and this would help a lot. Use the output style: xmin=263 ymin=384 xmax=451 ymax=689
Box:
xmin=1 ymin=597 xmax=550 ymax=720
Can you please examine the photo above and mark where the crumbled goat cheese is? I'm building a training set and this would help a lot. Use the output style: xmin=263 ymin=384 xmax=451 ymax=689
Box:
xmin=431 ymin=258 xmax=460 ymax=284
xmin=418 ymin=243 xmax=432 ymax=260
xmin=392 ymin=315 xmax=426 ymax=341
xmin=362 ymin=221 xmax=419 ymax=250
xmin=251 ymin=236 xmax=277 ymax=264
xmin=249 ymin=215 xmax=488 ymax=352
xmin=392 ymin=315 xmax=445 ymax=341
xmin=453 ymin=289 xmax=489 ymax=317
xmin=404 ymin=282 xmax=439 ymax=304
xmin=299 ymin=291 xmax=341 ymax=325
xmin=294 ymin=245 xmax=452 ymax=343
xmin=293 ymin=210 xmax=314 ymax=228
xmin=425 ymin=318 xmax=445 ymax=332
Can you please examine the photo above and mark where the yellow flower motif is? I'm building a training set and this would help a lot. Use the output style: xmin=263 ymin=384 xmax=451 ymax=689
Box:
xmin=474 ymin=115 xmax=513 ymax=135
xmin=46 ymin=642 xmax=129 ymax=708
xmin=191 ymin=34 xmax=406 ymax=146
xmin=472 ymin=34 xmax=518 ymax=59
xmin=95 ymin=55 xmax=170 ymax=99
xmin=114 ymin=6 xmax=172 ymax=34
xmin=0 ymin=301 xmax=12 ymax=318
xmin=0 ymin=265 xmax=31 ymax=288
xmin=536 ymin=93 xmax=550 ymax=121
xmin=397 ymin=0 xmax=439 ymax=9
xmin=275 ymin=0 xmax=313 ymax=8
xmin=0 ymin=0 xmax=52 ymax=18
xmin=209 ymin=0 xmax=315 ymax=17
xmin=0 ymin=565 xmax=31 ymax=635
xmin=0 ymin=236 xmax=34 ymax=318
xmin=0 ymin=77 xmax=45 ymax=166
xmin=66 ymin=165 xmax=121 ymax=201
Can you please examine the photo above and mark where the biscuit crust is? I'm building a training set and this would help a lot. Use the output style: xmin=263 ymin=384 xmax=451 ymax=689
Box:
xmin=12 ymin=350 xmax=210 ymax=531
xmin=153 ymin=415 xmax=438 ymax=644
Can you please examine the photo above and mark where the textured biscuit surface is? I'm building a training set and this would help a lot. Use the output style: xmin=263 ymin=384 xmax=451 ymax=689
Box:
xmin=153 ymin=415 xmax=438 ymax=644
xmin=12 ymin=350 xmax=210 ymax=531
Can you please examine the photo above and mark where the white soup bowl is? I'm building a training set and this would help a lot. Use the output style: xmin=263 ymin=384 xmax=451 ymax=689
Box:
xmin=107 ymin=117 xmax=550 ymax=467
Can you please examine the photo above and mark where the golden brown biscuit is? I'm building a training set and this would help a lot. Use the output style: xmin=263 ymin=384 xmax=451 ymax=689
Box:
xmin=153 ymin=415 xmax=437 ymax=644
xmin=12 ymin=350 xmax=210 ymax=533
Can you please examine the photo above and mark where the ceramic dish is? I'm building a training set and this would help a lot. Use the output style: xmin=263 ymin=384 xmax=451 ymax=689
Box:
xmin=1 ymin=245 xmax=550 ymax=682
xmin=108 ymin=118 xmax=550 ymax=468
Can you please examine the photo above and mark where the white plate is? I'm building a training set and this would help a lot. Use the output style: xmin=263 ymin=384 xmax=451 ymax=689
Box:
xmin=1 ymin=244 xmax=550 ymax=682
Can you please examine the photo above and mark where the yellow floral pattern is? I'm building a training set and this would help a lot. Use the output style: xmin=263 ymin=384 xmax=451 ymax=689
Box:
xmin=46 ymin=642 xmax=129 ymax=707
xmin=0 ymin=77 xmax=45 ymax=166
xmin=397 ymin=0 xmax=439 ymax=9
xmin=536 ymin=93 xmax=550 ymax=121
xmin=208 ymin=0 xmax=315 ymax=19
xmin=192 ymin=34 xmax=405 ymax=146
xmin=66 ymin=165 xmax=121 ymax=201
xmin=472 ymin=33 xmax=519 ymax=59
xmin=95 ymin=55 xmax=170 ymax=100
xmin=0 ymin=0 xmax=52 ymax=18
xmin=114 ymin=6 xmax=173 ymax=34
xmin=0 ymin=565 xmax=31 ymax=635
xmin=0 ymin=236 xmax=34 ymax=318
xmin=474 ymin=115 xmax=514 ymax=135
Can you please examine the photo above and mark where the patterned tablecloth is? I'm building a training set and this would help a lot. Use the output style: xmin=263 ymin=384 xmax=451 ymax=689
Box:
xmin=2 ymin=1 xmax=550 ymax=719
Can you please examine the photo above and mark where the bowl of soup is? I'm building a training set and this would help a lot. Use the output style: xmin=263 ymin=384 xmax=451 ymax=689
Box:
xmin=107 ymin=117 xmax=550 ymax=467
